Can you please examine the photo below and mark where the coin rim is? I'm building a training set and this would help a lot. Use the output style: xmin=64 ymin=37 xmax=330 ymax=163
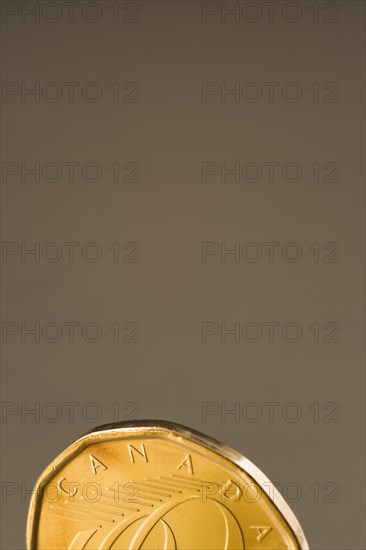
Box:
xmin=27 ymin=419 xmax=309 ymax=550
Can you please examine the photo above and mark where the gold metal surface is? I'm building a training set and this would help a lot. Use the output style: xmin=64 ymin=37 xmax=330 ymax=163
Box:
xmin=27 ymin=420 xmax=309 ymax=549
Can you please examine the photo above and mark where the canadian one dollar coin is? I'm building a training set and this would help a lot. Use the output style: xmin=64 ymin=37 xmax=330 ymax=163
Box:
xmin=27 ymin=420 xmax=309 ymax=549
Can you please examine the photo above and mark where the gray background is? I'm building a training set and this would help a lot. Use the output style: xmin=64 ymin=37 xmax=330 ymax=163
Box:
xmin=1 ymin=1 xmax=365 ymax=548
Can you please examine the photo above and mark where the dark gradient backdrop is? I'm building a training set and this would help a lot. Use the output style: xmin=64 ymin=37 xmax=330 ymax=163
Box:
xmin=0 ymin=1 xmax=365 ymax=549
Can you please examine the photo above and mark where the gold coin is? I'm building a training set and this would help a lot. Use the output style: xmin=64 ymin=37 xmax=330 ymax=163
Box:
xmin=27 ymin=420 xmax=309 ymax=549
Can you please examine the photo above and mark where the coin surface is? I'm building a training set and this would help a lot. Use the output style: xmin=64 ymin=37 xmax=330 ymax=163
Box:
xmin=27 ymin=420 xmax=309 ymax=549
